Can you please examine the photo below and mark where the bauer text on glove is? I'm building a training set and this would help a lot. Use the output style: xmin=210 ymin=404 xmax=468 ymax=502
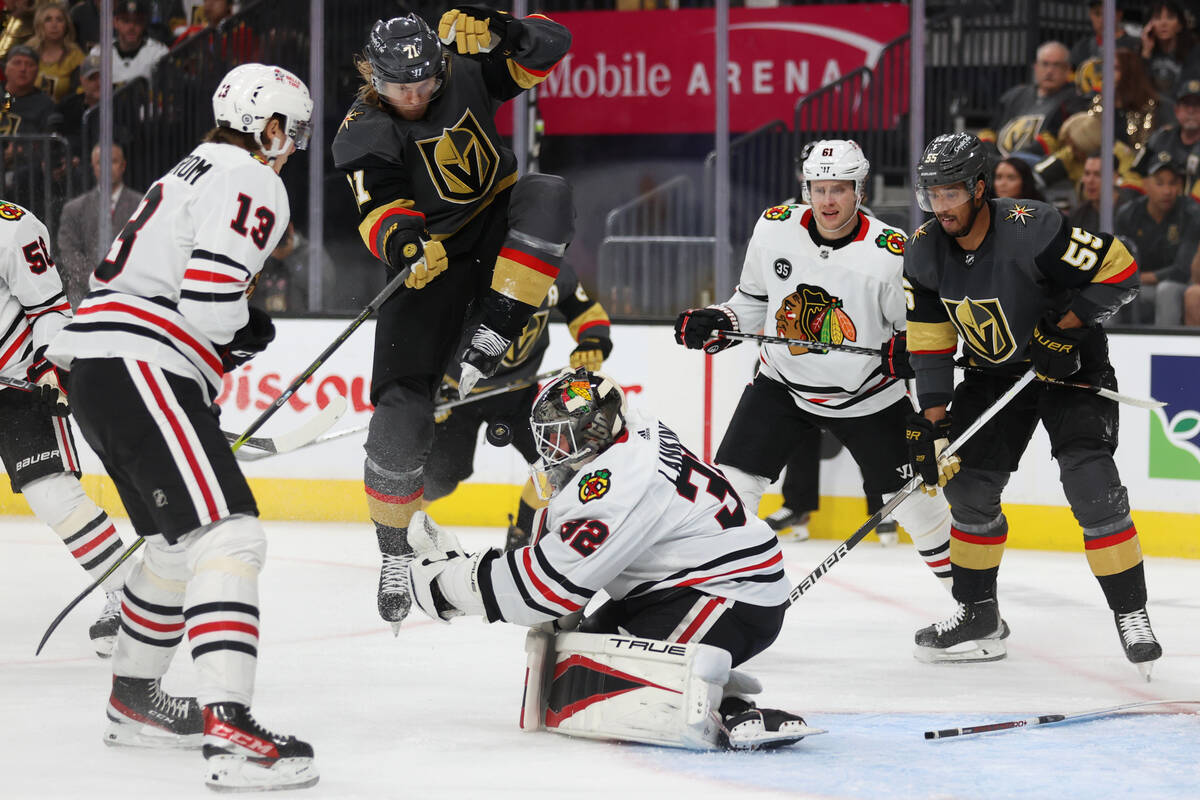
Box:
xmin=906 ymin=413 xmax=960 ymax=495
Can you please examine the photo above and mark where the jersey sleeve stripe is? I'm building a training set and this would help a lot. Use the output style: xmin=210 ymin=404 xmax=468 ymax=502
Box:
xmin=672 ymin=550 xmax=784 ymax=589
xmin=183 ymin=269 xmax=244 ymax=284
xmin=180 ymin=289 xmax=244 ymax=303
xmin=1094 ymin=249 xmax=1137 ymax=284
xmin=504 ymin=551 xmax=562 ymax=617
xmin=532 ymin=544 xmax=592 ymax=598
xmin=520 ymin=548 xmax=582 ymax=612
xmin=24 ymin=301 xmax=70 ymax=320
xmin=359 ymin=201 xmax=423 ymax=261
xmin=567 ymin=304 xmax=609 ymax=340
xmin=736 ymin=286 xmax=769 ymax=301
xmin=907 ymin=319 xmax=958 ymax=353
xmin=0 ymin=326 xmax=32 ymax=370
xmin=190 ymin=249 xmax=251 ymax=277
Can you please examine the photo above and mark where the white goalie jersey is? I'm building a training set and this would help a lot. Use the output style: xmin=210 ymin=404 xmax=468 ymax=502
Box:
xmin=480 ymin=408 xmax=792 ymax=627
xmin=48 ymin=142 xmax=290 ymax=401
xmin=724 ymin=204 xmax=910 ymax=418
xmin=0 ymin=202 xmax=71 ymax=383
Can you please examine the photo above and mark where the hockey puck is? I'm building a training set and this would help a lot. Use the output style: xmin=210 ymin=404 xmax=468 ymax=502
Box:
xmin=486 ymin=422 xmax=513 ymax=447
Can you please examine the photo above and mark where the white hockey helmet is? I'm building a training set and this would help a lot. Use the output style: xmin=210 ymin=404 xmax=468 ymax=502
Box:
xmin=213 ymin=63 xmax=314 ymax=158
xmin=799 ymin=139 xmax=870 ymax=206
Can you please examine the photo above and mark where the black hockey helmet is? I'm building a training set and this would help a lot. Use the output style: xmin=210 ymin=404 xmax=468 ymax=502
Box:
xmin=365 ymin=14 xmax=446 ymax=87
xmin=915 ymin=132 xmax=991 ymax=211
xmin=529 ymin=368 xmax=627 ymax=499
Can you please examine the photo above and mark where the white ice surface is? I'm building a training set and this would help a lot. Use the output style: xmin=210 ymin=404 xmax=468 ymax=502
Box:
xmin=3 ymin=516 xmax=1198 ymax=799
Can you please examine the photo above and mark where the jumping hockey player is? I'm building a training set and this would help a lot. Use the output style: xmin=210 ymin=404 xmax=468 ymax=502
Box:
xmin=673 ymin=139 xmax=956 ymax=592
xmin=405 ymin=368 xmax=813 ymax=750
xmin=332 ymin=9 xmax=574 ymax=631
xmin=47 ymin=64 xmax=318 ymax=789
xmin=903 ymin=131 xmax=1160 ymax=679
xmin=425 ymin=261 xmax=612 ymax=551
xmin=0 ymin=200 xmax=134 ymax=658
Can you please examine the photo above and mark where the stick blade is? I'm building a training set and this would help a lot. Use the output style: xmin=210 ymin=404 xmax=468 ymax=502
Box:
xmin=269 ymin=394 xmax=348 ymax=453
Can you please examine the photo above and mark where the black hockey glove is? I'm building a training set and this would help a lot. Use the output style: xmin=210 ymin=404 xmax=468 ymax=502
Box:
xmin=220 ymin=307 xmax=275 ymax=372
xmin=880 ymin=331 xmax=914 ymax=379
xmin=1029 ymin=313 xmax=1087 ymax=380
xmin=457 ymin=322 xmax=512 ymax=398
xmin=27 ymin=363 xmax=70 ymax=417
xmin=905 ymin=413 xmax=960 ymax=496
xmin=674 ymin=305 xmax=739 ymax=354
xmin=569 ymin=335 xmax=612 ymax=372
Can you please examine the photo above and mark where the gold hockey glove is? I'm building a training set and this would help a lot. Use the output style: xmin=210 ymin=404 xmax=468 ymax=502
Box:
xmin=405 ymin=240 xmax=448 ymax=290
xmin=438 ymin=9 xmax=495 ymax=54
xmin=569 ymin=336 xmax=612 ymax=371
xmin=906 ymin=414 xmax=960 ymax=496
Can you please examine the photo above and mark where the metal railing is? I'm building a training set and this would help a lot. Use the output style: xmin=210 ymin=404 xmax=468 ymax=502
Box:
xmin=0 ymin=134 xmax=77 ymax=239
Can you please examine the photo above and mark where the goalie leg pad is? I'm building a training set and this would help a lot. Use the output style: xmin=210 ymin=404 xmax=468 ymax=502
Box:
xmin=524 ymin=631 xmax=731 ymax=750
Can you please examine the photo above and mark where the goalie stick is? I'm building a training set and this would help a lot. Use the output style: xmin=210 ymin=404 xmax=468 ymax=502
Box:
xmin=714 ymin=330 xmax=1163 ymax=409
xmin=924 ymin=699 xmax=1200 ymax=740
xmin=786 ymin=369 xmax=1037 ymax=605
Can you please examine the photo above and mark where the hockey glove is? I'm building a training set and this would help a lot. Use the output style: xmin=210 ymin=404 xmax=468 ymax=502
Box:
xmin=28 ymin=363 xmax=69 ymax=417
xmin=569 ymin=335 xmax=612 ymax=371
xmin=439 ymin=6 xmax=512 ymax=54
xmin=405 ymin=511 xmax=485 ymax=622
xmin=674 ymin=305 xmax=740 ymax=354
xmin=457 ymin=322 xmax=512 ymax=398
xmin=405 ymin=240 xmax=448 ymax=290
xmin=219 ymin=307 xmax=275 ymax=372
xmin=880 ymin=331 xmax=914 ymax=379
xmin=1030 ymin=313 xmax=1087 ymax=380
xmin=906 ymin=414 xmax=960 ymax=496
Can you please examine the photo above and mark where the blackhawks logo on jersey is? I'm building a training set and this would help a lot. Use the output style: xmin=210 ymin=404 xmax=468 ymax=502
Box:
xmin=775 ymin=284 xmax=857 ymax=355
xmin=942 ymin=296 xmax=1017 ymax=363
xmin=763 ymin=205 xmax=792 ymax=221
xmin=416 ymin=108 xmax=499 ymax=204
xmin=0 ymin=201 xmax=25 ymax=221
xmin=578 ymin=469 xmax=611 ymax=503
xmin=875 ymin=228 xmax=906 ymax=255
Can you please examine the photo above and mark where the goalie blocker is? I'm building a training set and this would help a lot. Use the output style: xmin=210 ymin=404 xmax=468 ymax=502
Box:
xmin=521 ymin=630 xmax=824 ymax=751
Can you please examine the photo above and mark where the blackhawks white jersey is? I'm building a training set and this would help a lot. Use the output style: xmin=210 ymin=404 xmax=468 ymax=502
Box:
xmin=724 ymin=204 xmax=910 ymax=418
xmin=480 ymin=408 xmax=791 ymax=627
xmin=48 ymin=142 xmax=289 ymax=402
xmin=0 ymin=202 xmax=70 ymax=383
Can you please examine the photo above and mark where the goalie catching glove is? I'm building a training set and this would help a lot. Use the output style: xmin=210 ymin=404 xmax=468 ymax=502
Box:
xmin=219 ymin=307 xmax=275 ymax=372
xmin=438 ymin=6 xmax=515 ymax=54
xmin=405 ymin=511 xmax=488 ymax=621
xmin=673 ymin=305 xmax=740 ymax=354
xmin=906 ymin=413 xmax=960 ymax=496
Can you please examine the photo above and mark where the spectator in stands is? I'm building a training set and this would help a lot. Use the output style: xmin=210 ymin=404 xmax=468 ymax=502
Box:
xmin=1115 ymin=153 xmax=1198 ymax=324
xmin=28 ymin=1 xmax=85 ymax=103
xmin=1036 ymin=110 xmax=1140 ymax=198
xmin=1068 ymin=153 xmax=1138 ymax=231
xmin=1141 ymin=1 xmax=1193 ymax=98
xmin=0 ymin=45 xmax=56 ymax=134
xmin=1184 ymin=253 xmax=1200 ymax=324
xmin=251 ymin=221 xmax=312 ymax=315
xmin=980 ymin=41 xmax=1084 ymax=160
xmin=48 ymin=51 xmax=100 ymax=161
xmin=0 ymin=0 xmax=38 ymax=64
xmin=171 ymin=0 xmax=232 ymax=45
xmin=145 ymin=0 xmax=187 ymax=47
xmin=170 ymin=0 xmax=257 ymax=67
xmin=1135 ymin=77 xmax=1200 ymax=201
xmin=87 ymin=0 xmax=168 ymax=87
xmin=992 ymin=156 xmax=1047 ymax=202
xmin=1071 ymin=0 xmax=1141 ymax=71
xmin=56 ymin=141 xmax=141 ymax=309
xmin=1082 ymin=48 xmax=1172 ymax=153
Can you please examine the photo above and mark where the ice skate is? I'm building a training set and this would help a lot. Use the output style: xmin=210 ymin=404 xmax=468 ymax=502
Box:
xmin=876 ymin=519 xmax=899 ymax=547
xmin=378 ymin=550 xmax=413 ymax=635
xmin=89 ymin=589 xmax=122 ymax=658
xmin=104 ymin=676 xmax=203 ymax=749
xmin=202 ymin=703 xmax=318 ymax=792
xmin=766 ymin=508 xmax=810 ymax=542
xmin=1114 ymin=607 xmax=1162 ymax=682
xmin=914 ymin=599 xmax=1007 ymax=663
xmin=719 ymin=697 xmax=824 ymax=750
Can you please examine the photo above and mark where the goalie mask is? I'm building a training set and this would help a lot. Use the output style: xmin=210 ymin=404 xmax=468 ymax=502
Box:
xmin=799 ymin=139 xmax=869 ymax=208
xmin=530 ymin=368 xmax=626 ymax=500
xmin=213 ymin=63 xmax=313 ymax=159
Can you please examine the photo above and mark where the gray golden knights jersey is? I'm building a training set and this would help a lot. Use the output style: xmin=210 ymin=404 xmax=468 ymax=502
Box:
xmin=903 ymin=197 xmax=1138 ymax=410
xmin=986 ymin=84 xmax=1083 ymax=157
xmin=0 ymin=202 xmax=70 ymax=383
xmin=479 ymin=408 xmax=791 ymax=626
xmin=724 ymin=204 xmax=909 ymax=418
xmin=48 ymin=142 xmax=290 ymax=401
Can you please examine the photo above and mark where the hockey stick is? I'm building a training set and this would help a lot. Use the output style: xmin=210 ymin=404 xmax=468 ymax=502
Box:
xmin=223 ymin=394 xmax=347 ymax=454
xmin=716 ymin=331 xmax=1164 ymax=409
xmin=0 ymin=374 xmax=37 ymax=391
xmin=438 ymin=367 xmax=563 ymax=413
xmin=234 ymin=420 xmax=369 ymax=462
xmin=924 ymin=699 xmax=1200 ymax=740
xmin=786 ymin=369 xmax=1037 ymax=605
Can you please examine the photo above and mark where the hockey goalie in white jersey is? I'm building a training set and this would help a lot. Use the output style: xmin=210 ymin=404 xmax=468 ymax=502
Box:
xmin=406 ymin=368 xmax=821 ymax=751
xmin=674 ymin=139 xmax=959 ymax=597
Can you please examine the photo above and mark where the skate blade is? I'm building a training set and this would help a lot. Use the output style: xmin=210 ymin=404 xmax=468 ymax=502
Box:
xmin=913 ymin=639 xmax=1007 ymax=664
xmin=92 ymin=635 xmax=116 ymax=658
xmin=104 ymin=720 xmax=203 ymax=749
xmin=390 ymin=621 xmax=402 ymax=637
xmin=727 ymin=724 xmax=827 ymax=750
xmin=204 ymin=754 xmax=319 ymax=793
xmin=1136 ymin=661 xmax=1156 ymax=682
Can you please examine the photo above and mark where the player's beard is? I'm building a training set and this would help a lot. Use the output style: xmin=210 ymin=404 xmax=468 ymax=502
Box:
xmin=942 ymin=197 xmax=984 ymax=238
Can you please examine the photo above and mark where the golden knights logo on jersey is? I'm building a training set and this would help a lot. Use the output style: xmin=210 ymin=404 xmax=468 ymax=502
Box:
xmin=416 ymin=109 xmax=499 ymax=204
xmin=942 ymin=296 xmax=1017 ymax=363
xmin=997 ymin=115 xmax=1046 ymax=155
xmin=504 ymin=309 xmax=550 ymax=367
xmin=775 ymin=283 xmax=858 ymax=355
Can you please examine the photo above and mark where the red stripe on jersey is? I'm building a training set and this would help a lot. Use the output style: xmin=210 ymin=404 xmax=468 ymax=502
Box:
xmin=121 ymin=601 xmax=185 ymax=633
xmin=80 ymin=301 xmax=222 ymax=373
xmin=25 ymin=301 xmax=70 ymax=319
xmin=1084 ymin=525 xmax=1137 ymax=550
xmin=674 ymin=551 xmax=784 ymax=589
xmin=364 ymin=485 xmax=423 ymax=505
xmin=69 ymin=522 xmax=116 ymax=558
xmin=675 ymin=596 xmax=725 ymax=643
xmin=183 ymin=269 xmax=243 ymax=284
xmin=368 ymin=207 xmax=424 ymax=260
xmin=576 ymin=319 xmax=608 ymax=337
xmin=187 ymin=620 xmax=259 ymax=640
xmin=1101 ymin=261 xmax=1137 ymax=285
xmin=0 ymin=326 xmax=32 ymax=369
xmin=852 ymin=212 xmax=870 ymax=241
xmin=950 ymin=527 xmax=1007 ymax=546
xmin=499 ymin=247 xmax=559 ymax=278
xmin=800 ymin=208 xmax=813 ymax=227
xmin=137 ymin=362 xmax=219 ymax=521
xmin=521 ymin=549 xmax=581 ymax=612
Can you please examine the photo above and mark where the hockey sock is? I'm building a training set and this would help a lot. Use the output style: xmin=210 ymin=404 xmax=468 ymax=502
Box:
xmin=23 ymin=473 xmax=131 ymax=591
xmin=887 ymin=488 xmax=952 ymax=590
xmin=948 ymin=514 xmax=1007 ymax=604
xmin=112 ymin=540 xmax=189 ymax=679
xmin=1083 ymin=519 xmax=1148 ymax=614
xmin=365 ymin=457 xmax=424 ymax=545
